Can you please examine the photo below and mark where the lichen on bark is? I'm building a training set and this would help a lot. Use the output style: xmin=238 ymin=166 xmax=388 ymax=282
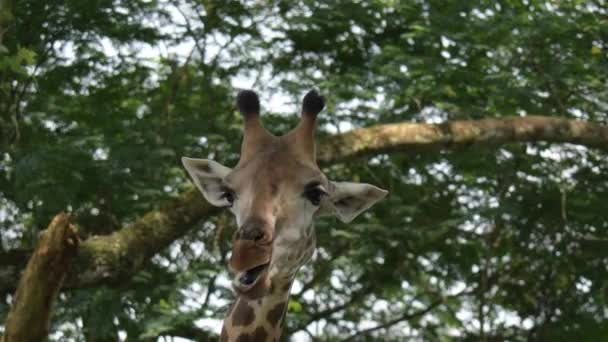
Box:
xmin=2 ymin=213 xmax=79 ymax=342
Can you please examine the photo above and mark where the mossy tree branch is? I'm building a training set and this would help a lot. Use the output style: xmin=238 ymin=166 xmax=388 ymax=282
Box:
xmin=1 ymin=213 xmax=78 ymax=342
xmin=318 ymin=115 xmax=608 ymax=163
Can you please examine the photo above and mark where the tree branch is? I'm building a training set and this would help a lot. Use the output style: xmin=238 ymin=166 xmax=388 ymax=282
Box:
xmin=1 ymin=213 xmax=78 ymax=342
xmin=291 ymin=283 xmax=373 ymax=334
xmin=0 ymin=189 xmax=219 ymax=295
xmin=341 ymin=298 xmax=445 ymax=341
xmin=0 ymin=116 xmax=606 ymax=294
xmin=65 ymin=190 xmax=219 ymax=289
xmin=318 ymin=116 xmax=608 ymax=164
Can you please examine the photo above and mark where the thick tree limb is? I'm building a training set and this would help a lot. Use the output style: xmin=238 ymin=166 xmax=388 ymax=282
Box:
xmin=1 ymin=213 xmax=78 ymax=342
xmin=318 ymin=116 xmax=608 ymax=163
xmin=0 ymin=116 xmax=606 ymax=294
xmin=0 ymin=190 xmax=218 ymax=295
xmin=65 ymin=190 xmax=219 ymax=289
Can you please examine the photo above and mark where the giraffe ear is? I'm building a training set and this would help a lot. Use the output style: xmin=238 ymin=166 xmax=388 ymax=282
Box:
xmin=323 ymin=181 xmax=388 ymax=223
xmin=182 ymin=157 xmax=232 ymax=207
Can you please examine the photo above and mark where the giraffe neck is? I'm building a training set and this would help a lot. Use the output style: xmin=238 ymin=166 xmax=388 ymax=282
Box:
xmin=220 ymin=280 xmax=293 ymax=342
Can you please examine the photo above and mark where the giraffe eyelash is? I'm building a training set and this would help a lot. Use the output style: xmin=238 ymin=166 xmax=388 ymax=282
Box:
xmin=220 ymin=187 xmax=236 ymax=206
xmin=303 ymin=186 xmax=327 ymax=206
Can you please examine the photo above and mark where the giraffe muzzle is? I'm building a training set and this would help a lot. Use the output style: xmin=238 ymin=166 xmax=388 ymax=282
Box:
xmin=230 ymin=238 xmax=273 ymax=299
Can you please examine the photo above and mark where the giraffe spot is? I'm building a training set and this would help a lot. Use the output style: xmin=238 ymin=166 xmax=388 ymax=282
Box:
xmin=220 ymin=325 xmax=228 ymax=342
xmin=282 ymin=282 xmax=291 ymax=293
xmin=235 ymin=333 xmax=251 ymax=342
xmin=232 ymin=300 xmax=255 ymax=326
xmin=267 ymin=302 xmax=286 ymax=328
xmin=252 ymin=327 xmax=268 ymax=340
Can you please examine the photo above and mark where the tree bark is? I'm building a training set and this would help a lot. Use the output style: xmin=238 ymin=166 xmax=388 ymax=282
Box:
xmin=0 ymin=116 xmax=606 ymax=294
xmin=318 ymin=115 xmax=608 ymax=163
xmin=1 ymin=213 xmax=78 ymax=342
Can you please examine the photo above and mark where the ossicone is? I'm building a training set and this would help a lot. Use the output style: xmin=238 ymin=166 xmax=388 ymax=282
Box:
xmin=301 ymin=89 xmax=325 ymax=117
xmin=237 ymin=90 xmax=260 ymax=118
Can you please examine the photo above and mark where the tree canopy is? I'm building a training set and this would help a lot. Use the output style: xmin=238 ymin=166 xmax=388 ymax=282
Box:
xmin=1 ymin=0 xmax=607 ymax=341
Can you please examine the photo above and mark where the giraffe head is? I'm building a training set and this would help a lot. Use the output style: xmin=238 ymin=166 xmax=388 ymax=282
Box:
xmin=183 ymin=90 xmax=387 ymax=300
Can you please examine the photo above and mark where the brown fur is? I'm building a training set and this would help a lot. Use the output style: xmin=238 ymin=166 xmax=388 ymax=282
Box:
xmin=267 ymin=302 xmax=287 ymax=328
xmin=232 ymin=300 xmax=255 ymax=326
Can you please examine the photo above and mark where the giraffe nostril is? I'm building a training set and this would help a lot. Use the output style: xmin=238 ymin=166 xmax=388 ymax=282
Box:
xmin=253 ymin=231 xmax=266 ymax=243
xmin=238 ymin=218 xmax=272 ymax=243
xmin=238 ymin=226 xmax=268 ymax=243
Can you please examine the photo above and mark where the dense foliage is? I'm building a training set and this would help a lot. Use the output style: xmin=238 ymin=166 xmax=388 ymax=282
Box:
xmin=1 ymin=0 xmax=607 ymax=340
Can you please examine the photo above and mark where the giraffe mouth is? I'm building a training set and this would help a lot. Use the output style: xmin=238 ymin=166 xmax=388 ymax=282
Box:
xmin=235 ymin=262 xmax=270 ymax=290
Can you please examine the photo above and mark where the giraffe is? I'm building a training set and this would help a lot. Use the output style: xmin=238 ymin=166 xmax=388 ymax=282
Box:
xmin=182 ymin=89 xmax=387 ymax=341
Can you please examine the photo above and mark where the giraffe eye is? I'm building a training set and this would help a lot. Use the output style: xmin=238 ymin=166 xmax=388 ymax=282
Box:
xmin=304 ymin=187 xmax=327 ymax=206
xmin=221 ymin=188 xmax=235 ymax=207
